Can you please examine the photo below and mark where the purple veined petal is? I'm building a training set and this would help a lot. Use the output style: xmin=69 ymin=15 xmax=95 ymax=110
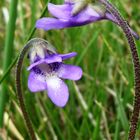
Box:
xmin=36 ymin=5 xmax=103 ymax=31
xmin=59 ymin=52 xmax=77 ymax=60
xmin=48 ymin=3 xmax=101 ymax=23
xmin=46 ymin=76 xmax=69 ymax=107
xmin=58 ymin=64 xmax=82 ymax=80
xmin=27 ymin=54 xmax=62 ymax=70
xmin=36 ymin=13 xmax=101 ymax=31
xmin=36 ymin=5 xmax=102 ymax=31
xmin=105 ymin=12 xmax=139 ymax=40
xmin=27 ymin=59 xmax=46 ymax=70
xmin=28 ymin=70 xmax=47 ymax=92
xmin=45 ymin=54 xmax=62 ymax=63
xmin=48 ymin=3 xmax=72 ymax=19
xmin=36 ymin=18 xmax=70 ymax=31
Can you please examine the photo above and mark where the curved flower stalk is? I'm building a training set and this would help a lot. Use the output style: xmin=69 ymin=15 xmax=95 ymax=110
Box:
xmin=96 ymin=1 xmax=140 ymax=140
xmin=16 ymin=39 xmax=39 ymax=140
xmin=35 ymin=0 xmax=139 ymax=40
xmin=99 ymin=1 xmax=140 ymax=140
xmin=62 ymin=0 xmax=140 ymax=139
xmin=16 ymin=38 xmax=82 ymax=139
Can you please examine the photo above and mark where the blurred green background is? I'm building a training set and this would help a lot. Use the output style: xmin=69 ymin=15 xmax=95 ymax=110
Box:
xmin=0 ymin=0 xmax=140 ymax=139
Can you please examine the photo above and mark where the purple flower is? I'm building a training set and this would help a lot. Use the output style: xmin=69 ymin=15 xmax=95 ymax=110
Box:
xmin=27 ymin=48 xmax=82 ymax=107
xmin=36 ymin=0 xmax=139 ymax=39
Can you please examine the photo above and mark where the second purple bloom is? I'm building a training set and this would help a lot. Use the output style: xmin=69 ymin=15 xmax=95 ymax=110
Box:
xmin=36 ymin=0 xmax=139 ymax=39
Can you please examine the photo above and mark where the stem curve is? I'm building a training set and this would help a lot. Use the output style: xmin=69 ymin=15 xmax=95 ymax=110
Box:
xmin=15 ymin=38 xmax=48 ymax=140
xmin=98 ymin=0 xmax=140 ymax=140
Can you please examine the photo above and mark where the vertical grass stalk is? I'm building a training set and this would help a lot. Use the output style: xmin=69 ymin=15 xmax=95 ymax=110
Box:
xmin=98 ymin=0 xmax=140 ymax=139
xmin=0 ymin=0 xmax=18 ymax=127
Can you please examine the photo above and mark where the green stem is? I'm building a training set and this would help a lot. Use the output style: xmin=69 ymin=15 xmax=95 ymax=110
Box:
xmin=0 ymin=56 xmax=18 ymax=84
xmin=0 ymin=27 xmax=35 ymax=84
xmin=31 ymin=0 xmax=37 ymax=27
xmin=0 ymin=0 xmax=18 ymax=127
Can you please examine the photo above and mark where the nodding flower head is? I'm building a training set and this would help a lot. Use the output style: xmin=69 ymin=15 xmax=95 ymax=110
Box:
xmin=27 ymin=40 xmax=82 ymax=107
xmin=35 ymin=0 xmax=139 ymax=39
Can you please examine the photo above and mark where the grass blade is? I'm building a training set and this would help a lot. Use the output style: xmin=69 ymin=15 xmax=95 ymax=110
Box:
xmin=0 ymin=0 xmax=18 ymax=127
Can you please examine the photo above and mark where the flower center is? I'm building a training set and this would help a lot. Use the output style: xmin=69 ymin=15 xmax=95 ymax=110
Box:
xmin=49 ymin=62 xmax=60 ymax=71
xmin=33 ymin=67 xmax=44 ymax=75
xmin=33 ymin=62 xmax=61 ymax=78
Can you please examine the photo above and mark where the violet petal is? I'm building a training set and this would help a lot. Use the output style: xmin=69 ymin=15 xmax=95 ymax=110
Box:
xmin=27 ymin=54 xmax=62 ymax=70
xmin=48 ymin=3 xmax=72 ymax=19
xmin=36 ymin=18 xmax=70 ymax=31
xmin=46 ymin=76 xmax=69 ymax=107
xmin=58 ymin=64 xmax=82 ymax=80
xmin=59 ymin=52 xmax=77 ymax=60
xmin=45 ymin=54 xmax=62 ymax=63
xmin=28 ymin=71 xmax=47 ymax=92
xmin=48 ymin=3 xmax=101 ymax=22
xmin=36 ymin=4 xmax=102 ymax=31
xmin=36 ymin=3 xmax=139 ymax=39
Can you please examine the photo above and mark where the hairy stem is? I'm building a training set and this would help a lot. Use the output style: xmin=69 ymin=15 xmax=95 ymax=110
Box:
xmin=16 ymin=38 xmax=51 ymax=140
xmin=15 ymin=39 xmax=40 ymax=140
xmin=98 ymin=0 xmax=140 ymax=139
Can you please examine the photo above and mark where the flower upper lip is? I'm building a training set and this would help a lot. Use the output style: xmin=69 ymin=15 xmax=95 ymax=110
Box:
xmin=27 ymin=52 xmax=77 ymax=70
